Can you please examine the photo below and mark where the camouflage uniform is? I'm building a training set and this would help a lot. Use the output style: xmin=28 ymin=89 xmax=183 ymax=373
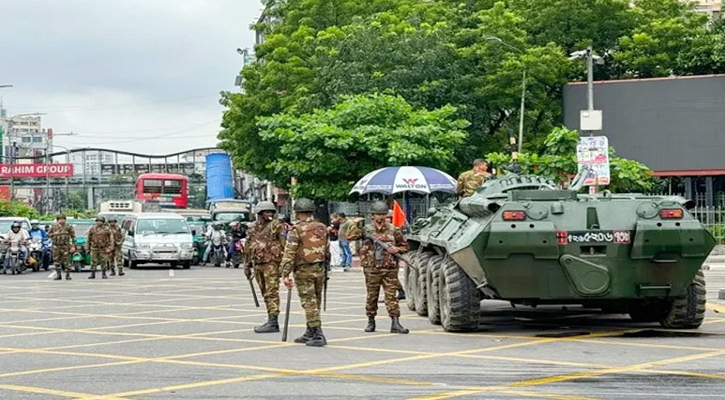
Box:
xmin=346 ymin=221 xmax=409 ymax=319
xmin=109 ymin=224 xmax=124 ymax=275
xmin=246 ymin=218 xmax=286 ymax=319
xmin=48 ymin=222 xmax=75 ymax=280
xmin=88 ymin=224 xmax=114 ymax=278
xmin=456 ymin=170 xmax=490 ymax=197
xmin=280 ymin=208 xmax=329 ymax=346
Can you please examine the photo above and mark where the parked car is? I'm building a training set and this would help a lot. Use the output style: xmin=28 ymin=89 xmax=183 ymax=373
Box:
xmin=121 ymin=213 xmax=194 ymax=269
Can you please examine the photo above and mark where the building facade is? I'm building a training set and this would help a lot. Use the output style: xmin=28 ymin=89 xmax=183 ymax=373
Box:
xmin=70 ymin=150 xmax=114 ymax=177
xmin=563 ymin=74 xmax=725 ymax=207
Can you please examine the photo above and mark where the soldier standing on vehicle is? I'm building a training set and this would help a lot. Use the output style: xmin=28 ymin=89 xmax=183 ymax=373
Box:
xmin=347 ymin=201 xmax=410 ymax=334
xmin=281 ymin=198 xmax=330 ymax=347
xmin=456 ymin=159 xmax=491 ymax=197
xmin=108 ymin=218 xmax=125 ymax=277
xmin=245 ymin=201 xmax=286 ymax=333
xmin=48 ymin=214 xmax=75 ymax=281
xmin=87 ymin=216 xmax=114 ymax=279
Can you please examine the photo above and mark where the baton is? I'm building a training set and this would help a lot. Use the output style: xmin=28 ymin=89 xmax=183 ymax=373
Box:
xmin=248 ymin=277 xmax=260 ymax=308
xmin=282 ymin=286 xmax=292 ymax=342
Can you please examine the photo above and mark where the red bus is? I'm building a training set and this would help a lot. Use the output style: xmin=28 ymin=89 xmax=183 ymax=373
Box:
xmin=135 ymin=173 xmax=189 ymax=209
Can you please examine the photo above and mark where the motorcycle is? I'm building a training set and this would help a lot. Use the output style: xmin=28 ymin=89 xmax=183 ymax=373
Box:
xmin=207 ymin=233 xmax=227 ymax=268
xmin=3 ymin=240 xmax=26 ymax=275
xmin=71 ymin=248 xmax=84 ymax=273
xmin=28 ymin=238 xmax=49 ymax=272
xmin=227 ymin=237 xmax=245 ymax=269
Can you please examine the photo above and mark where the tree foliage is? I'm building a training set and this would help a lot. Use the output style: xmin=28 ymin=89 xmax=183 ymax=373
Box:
xmin=256 ymin=94 xmax=468 ymax=199
xmin=219 ymin=0 xmax=722 ymax=193
xmin=486 ymin=127 xmax=654 ymax=193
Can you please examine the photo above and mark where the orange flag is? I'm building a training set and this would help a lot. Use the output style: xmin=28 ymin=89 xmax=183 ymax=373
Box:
xmin=392 ymin=199 xmax=407 ymax=228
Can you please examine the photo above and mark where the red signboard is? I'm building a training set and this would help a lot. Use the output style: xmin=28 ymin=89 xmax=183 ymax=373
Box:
xmin=0 ymin=163 xmax=74 ymax=178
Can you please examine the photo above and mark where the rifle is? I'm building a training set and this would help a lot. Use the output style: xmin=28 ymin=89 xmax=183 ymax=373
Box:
xmin=281 ymin=285 xmax=292 ymax=342
xmin=364 ymin=234 xmax=413 ymax=266
xmin=248 ymin=260 xmax=260 ymax=308
xmin=323 ymin=260 xmax=329 ymax=311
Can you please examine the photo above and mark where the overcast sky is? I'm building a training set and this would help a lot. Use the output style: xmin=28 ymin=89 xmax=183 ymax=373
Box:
xmin=1 ymin=0 xmax=263 ymax=155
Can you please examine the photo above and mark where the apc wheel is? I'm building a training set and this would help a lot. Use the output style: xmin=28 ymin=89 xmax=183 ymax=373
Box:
xmin=404 ymin=264 xmax=418 ymax=312
xmin=415 ymin=253 xmax=432 ymax=317
xmin=182 ymin=261 xmax=192 ymax=269
xmin=426 ymin=255 xmax=444 ymax=325
xmin=439 ymin=258 xmax=481 ymax=332
xmin=660 ymin=269 xmax=706 ymax=329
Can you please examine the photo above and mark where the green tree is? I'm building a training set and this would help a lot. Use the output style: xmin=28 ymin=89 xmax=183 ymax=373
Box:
xmin=486 ymin=126 xmax=654 ymax=192
xmin=0 ymin=201 xmax=41 ymax=219
xmin=256 ymin=94 xmax=469 ymax=199
xmin=613 ymin=0 xmax=708 ymax=77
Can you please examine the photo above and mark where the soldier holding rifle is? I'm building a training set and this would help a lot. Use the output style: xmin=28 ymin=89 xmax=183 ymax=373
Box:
xmin=346 ymin=201 xmax=410 ymax=334
xmin=245 ymin=201 xmax=286 ymax=334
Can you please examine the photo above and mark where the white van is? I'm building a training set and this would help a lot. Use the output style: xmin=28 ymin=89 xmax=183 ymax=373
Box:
xmin=121 ymin=213 xmax=194 ymax=269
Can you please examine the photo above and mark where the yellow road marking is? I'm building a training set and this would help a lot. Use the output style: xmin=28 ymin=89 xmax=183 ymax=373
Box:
xmin=706 ymin=302 xmax=725 ymax=314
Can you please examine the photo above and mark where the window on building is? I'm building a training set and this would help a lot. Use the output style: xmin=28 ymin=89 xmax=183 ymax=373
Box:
xmin=21 ymin=137 xmax=31 ymax=143
xmin=32 ymin=136 xmax=42 ymax=143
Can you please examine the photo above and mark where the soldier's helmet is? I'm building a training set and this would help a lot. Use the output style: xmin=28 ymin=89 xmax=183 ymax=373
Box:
xmin=293 ymin=198 xmax=316 ymax=213
xmin=95 ymin=216 xmax=106 ymax=223
xmin=108 ymin=217 xmax=117 ymax=223
xmin=11 ymin=222 xmax=21 ymax=230
xmin=30 ymin=219 xmax=39 ymax=226
xmin=56 ymin=214 xmax=66 ymax=220
xmin=255 ymin=201 xmax=277 ymax=214
xmin=369 ymin=201 xmax=389 ymax=215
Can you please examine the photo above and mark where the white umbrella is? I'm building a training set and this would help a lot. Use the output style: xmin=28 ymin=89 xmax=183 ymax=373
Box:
xmin=350 ymin=166 xmax=457 ymax=195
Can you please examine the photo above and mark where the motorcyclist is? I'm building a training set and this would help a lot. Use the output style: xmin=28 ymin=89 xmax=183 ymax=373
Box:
xmin=4 ymin=222 xmax=30 ymax=268
xmin=28 ymin=219 xmax=50 ymax=269
xmin=226 ymin=221 xmax=246 ymax=264
xmin=203 ymin=222 xmax=227 ymax=264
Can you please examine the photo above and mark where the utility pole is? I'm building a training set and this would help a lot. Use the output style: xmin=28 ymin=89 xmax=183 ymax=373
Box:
xmin=45 ymin=132 xmax=74 ymax=213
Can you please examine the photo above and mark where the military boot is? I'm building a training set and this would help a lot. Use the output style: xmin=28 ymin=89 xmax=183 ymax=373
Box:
xmin=54 ymin=270 xmax=62 ymax=280
xmin=390 ymin=317 xmax=409 ymax=334
xmin=102 ymin=270 xmax=108 ymax=279
xmin=364 ymin=317 xmax=376 ymax=332
xmin=254 ymin=315 xmax=280 ymax=333
xmin=118 ymin=269 xmax=125 ymax=276
xmin=110 ymin=267 xmax=116 ymax=276
xmin=65 ymin=271 xmax=72 ymax=280
xmin=306 ymin=327 xmax=327 ymax=347
xmin=88 ymin=271 xmax=96 ymax=279
xmin=294 ymin=327 xmax=314 ymax=343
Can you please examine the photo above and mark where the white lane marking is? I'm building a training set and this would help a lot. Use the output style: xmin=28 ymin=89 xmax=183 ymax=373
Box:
xmin=47 ymin=271 xmax=57 ymax=279
xmin=169 ymin=269 xmax=175 ymax=277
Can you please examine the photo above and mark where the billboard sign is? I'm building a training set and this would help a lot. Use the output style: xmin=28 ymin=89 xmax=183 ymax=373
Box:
xmin=576 ymin=136 xmax=610 ymax=186
xmin=0 ymin=163 xmax=74 ymax=178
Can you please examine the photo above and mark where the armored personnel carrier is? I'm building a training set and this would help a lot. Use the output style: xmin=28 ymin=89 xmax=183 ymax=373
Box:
xmin=405 ymin=171 xmax=715 ymax=332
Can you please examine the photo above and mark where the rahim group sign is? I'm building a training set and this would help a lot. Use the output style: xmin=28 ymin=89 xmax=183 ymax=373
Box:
xmin=0 ymin=163 xmax=74 ymax=178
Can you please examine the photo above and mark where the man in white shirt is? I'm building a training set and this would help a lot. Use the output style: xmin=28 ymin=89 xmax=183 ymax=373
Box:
xmin=4 ymin=222 xmax=30 ymax=267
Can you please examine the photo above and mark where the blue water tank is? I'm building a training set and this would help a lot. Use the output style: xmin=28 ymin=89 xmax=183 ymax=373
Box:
xmin=206 ymin=153 xmax=234 ymax=201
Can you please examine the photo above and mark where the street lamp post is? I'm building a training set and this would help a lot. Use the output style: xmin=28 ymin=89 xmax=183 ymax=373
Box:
xmin=53 ymin=145 xmax=73 ymax=209
xmin=487 ymin=37 xmax=526 ymax=154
